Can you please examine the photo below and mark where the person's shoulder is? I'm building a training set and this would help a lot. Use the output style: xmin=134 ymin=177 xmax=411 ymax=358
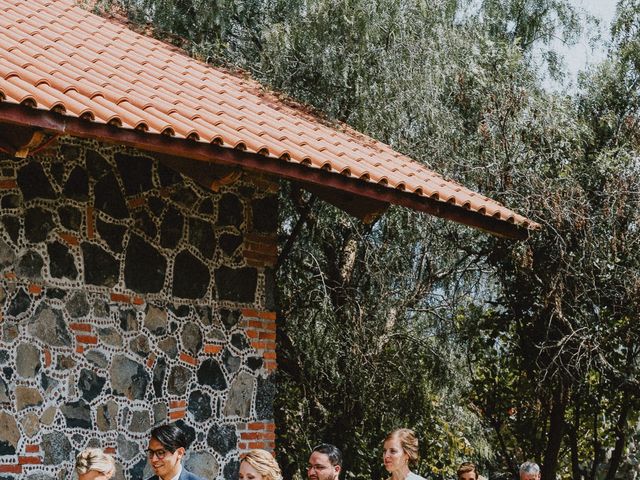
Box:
xmin=407 ymin=471 xmax=428 ymax=480
xmin=182 ymin=470 xmax=206 ymax=480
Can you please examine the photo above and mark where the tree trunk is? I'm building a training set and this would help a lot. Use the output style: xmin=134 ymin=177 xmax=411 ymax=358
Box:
xmin=542 ymin=383 xmax=568 ymax=480
xmin=570 ymin=399 xmax=582 ymax=480
xmin=604 ymin=391 xmax=632 ymax=480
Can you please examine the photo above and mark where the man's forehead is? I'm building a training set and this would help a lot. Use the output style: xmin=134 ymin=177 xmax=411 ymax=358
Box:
xmin=309 ymin=452 xmax=331 ymax=464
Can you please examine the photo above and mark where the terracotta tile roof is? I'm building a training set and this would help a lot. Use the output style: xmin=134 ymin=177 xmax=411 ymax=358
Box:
xmin=0 ymin=0 xmax=539 ymax=234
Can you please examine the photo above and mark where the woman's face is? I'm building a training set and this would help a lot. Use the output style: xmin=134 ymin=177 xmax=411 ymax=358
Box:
xmin=78 ymin=470 xmax=114 ymax=480
xmin=382 ymin=436 xmax=409 ymax=473
xmin=240 ymin=460 xmax=263 ymax=480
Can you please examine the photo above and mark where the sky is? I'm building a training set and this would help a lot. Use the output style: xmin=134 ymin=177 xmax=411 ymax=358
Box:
xmin=549 ymin=0 xmax=618 ymax=89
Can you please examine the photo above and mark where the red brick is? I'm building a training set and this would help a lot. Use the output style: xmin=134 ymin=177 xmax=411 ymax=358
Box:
xmin=19 ymin=456 xmax=41 ymax=465
xmin=261 ymin=432 xmax=276 ymax=440
xmin=43 ymin=348 xmax=51 ymax=368
xmin=76 ymin=335 xmax=98 ymax=345
xmin=263 ymin=352 xmax=277 ymax=360
xmin=104 ymin=447 xmax=116 ymax=454
xmin=0 ymin=179 xmax=17 ymax=189
xmin=76 ymin=345 xmax=84 ymax=354
xmin=110 ymin=292 xmax=130 ymax=303
xmin=28 ymin=284 xmax=42 ymax=295
xmin=248 ymin=422 xmax=265 ymax=430
xmin=179 ymin=352 xmax=197 ymax=366
xmin=132 ymin=296 xmax=144 ymax=306
xmin=25 ymin=444 xmax=39 ymax=453
xmin=4 ymin=272 xmax=16 ymax=280
xmin=58 ymin=232 xmax=79 ymax=246
xmin=0 ymin=465 xmax=22 ymax=474
xmin=248 ymin=442 xmax=267 ymax=449
xmin=265 ymin=423 xmax=276 ymax=432
xmin=204 ymin=344 xmax=223 ymax=355
xmin=251 ymin=341 xmax=266 ymax=350
xmin=241 ymin=432 xmax=260 ymax=440
xmin=259 ymin=331 xmax=276 ymax=340
xmin=128 ymin=197 xmax=146 ymax=208
xmin=169 ymin=410 xmax=185 ymax=420
xmin=70 ymin=322 xmax=92 ymax=332
xmin=247 ymin=320 xmax=263 ymax=329
xmin=170 ymin=400 xmax=187 ymax=409
xmin=265 ymin=361 xmax=277 ymax=371
xmin=146 ymin=355 xmax=156 ymax=368
xmin=238 ymin=442 xmax=248 ymax=450
xmin=246 ymin=330 xmax=259 ymax=338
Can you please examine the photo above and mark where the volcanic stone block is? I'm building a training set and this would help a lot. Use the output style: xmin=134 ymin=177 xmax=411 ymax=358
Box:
xmin=148 ymin=196 xmax=165 ymax=216
xmin=217 ymin=193 xmax=243 ymax=227
xmin=129 ymin=410 xmax=151 ymax=433
xmin=171 ymin=186 xmax=198 ymax=209
xmin=153 ymin=357 xmax=167 ymax=397
xmin=129 ymin=334 xmax=150 ymax=358
xmin=160 ymin=206 xmax=184 ymax=249
xmin=61 ymin=399 xmax=92 ymax=429
xmin=199 ymin=198 xmax=214 ymax=215
xmin=197 ymin=358 xmax=227 ymax=390
xmin=0 ymin=238 xmax=16 ymax=269
xmin=16 ymin=342 xmax=40 ymax=378
xmin=79 ymin=368 xmax=106 ymax=402
xmin=42 ymin=431 xmax=72 ymax=464
xmin=188 ymin=217 xmax=214 ymax=259
xmin=28 ymin=304 xmax=72 ymax=347
xmin=96 ymin=400 xmax=118 ymax=431
xmin=117 ymin=434 xmax=140 ymax=461
xmin=181 ymin=322 xmax=203 ymax=355
xmin=246 ymin=356 xmax=263 ymax=372
xmin=1 ymin=215 xmax=19 ymax=244
xmin=185 ymin=451 xmax=219 ymax=480
xmin=58 ymin=205 xmax=82 ymax=230
xmin=256 ymin=374 xmax=276 ymax=420
xmin=157 ymin=161 xmax=181 ymax=187
xmin=230 ymin=332 xmax=249 ymax=351
xmin=63 ymin=166 xmax=89 ymax=201
xmin=222 ymin=348 xmax=241 ymax=376
xmin=115 ymin=152 xmax=154 ymax=195
xmin=7 ymin=287 xmax=31 ymax=318
xmin=251 ymin=196 xmax=278 ymax=233
xmin=1 ymin=193 xmax=20 ymax=209
xmin=124 ymin=234 xmax=166 ymax=293
xmin=40 ymin=406 xmax=56 ymax=426
xmin=214 ymin=266 xmax=257 ymax=303
xmin=188 ymin=390 xmax=212 ymax=422
xmin=85 ymin=350 xmax=108 ymax=369
xmin=25 ymin=207 xmax=55 ymax=243
xmin=0 ymin=411 xmax=19 ymax=455
xmin=20 ymin=412 xmax=39 ymax=437
xmin=96 ymin=218 xmax=126 ymax=253
xmin=224 ymin=459 xmax=240 ymax=480
xmin=48 ymin=241 xmax=78 ymax=280
xmin=134 ymin=210 xmax=157 ymax=239
xmin=17 ymin=161 xmax=56 ymax=201
xmin=173 ymin=250 xmax=209 ymax=299
xmin=41 ymin=373 xmax=59 ymax=394
xmin=120 ymin=309 xmax=138 ymax=331
xmin=66 ymin=291 xmax=90 ymax=318
xmin=86 ymin=149 xmax=111 ymax=179
xmin=110 ymin=354 xmax=149 ymax=400
xmin=220 ymin=309 xmax=241 ymax=329
xmin=97 ymin=327 xmax=123 ymax=347
xmin=144 ymin=305 xmax=167 ymax=336
xmin=15 ymin=386 xmax=43 ymax=410
xmin=17 ymin=250 xmax=44 ymax=280
xmin=167 ymin=364 xmax=192 ymax=396
xmin=158 ymin=337 xmax=178 ymax=358
xmin=94 ymin=171 xmax=129 ymax=219
xmin=50 ymin=161 xmax=65 ymax=186
xmin=219 ymin=233 xmax=243 ymax=256
xmin=153 ymin=402 xmax=167 ymax=426
xmin=81 ymin=242 xmax=119 ymax=287
xmin=0 ymin=377 xmax=9 ymax=403
xmin=223 ymin=371 xmax=255 ymax=418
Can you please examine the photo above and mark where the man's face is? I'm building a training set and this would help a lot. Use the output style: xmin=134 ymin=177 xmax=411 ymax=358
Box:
xmin=307 ymin=452 xmax=340 ymax=480
xmin=147 ymin=437 xmax=184 ymax=480
xmin=458 ymin=473 xmax=476 ymax=480
xmin=520 ymin=473 xmax=540 ymax=480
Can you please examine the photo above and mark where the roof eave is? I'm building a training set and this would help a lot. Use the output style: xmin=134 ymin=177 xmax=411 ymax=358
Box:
xmin=0 ymin=103 xmax=533 ymax=240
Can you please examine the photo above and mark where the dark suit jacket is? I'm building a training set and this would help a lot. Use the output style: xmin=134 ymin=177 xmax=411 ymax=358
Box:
xmin=146 ymin=468 xmax=206 ymax=480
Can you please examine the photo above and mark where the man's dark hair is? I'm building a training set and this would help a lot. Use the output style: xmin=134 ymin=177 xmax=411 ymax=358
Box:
xmin=151 ymin=423 xmax=190 ymax=452
xmin=312 ymin=444 xmax=342 ymax=467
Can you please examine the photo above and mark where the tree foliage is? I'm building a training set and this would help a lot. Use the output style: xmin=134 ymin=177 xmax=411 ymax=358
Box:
xmin=94 ymin=0 xmax=640 ymax=478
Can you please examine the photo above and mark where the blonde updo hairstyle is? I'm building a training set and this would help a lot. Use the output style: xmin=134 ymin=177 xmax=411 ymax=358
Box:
xmin=385 ymin=428 xmax=419 ymax=466
xmin=75 ymin=448 xmax=115 ymax=475
xmin=241 ymin=449 xmax=282 ymax=480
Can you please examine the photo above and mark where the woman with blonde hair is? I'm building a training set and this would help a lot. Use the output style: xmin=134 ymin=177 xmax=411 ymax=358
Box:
xmin=382 ymin=428 xmax=426 ymax=480
xmin=75 ymin=448 xmax=115 ymax=480
xmin=239 ymin=448 xmax=282 ymax=480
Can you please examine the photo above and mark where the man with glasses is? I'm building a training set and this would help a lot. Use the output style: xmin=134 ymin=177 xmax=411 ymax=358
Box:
xmin=307 ymin=444 xmax=342 ymax=480
xmin=146 ymin=423 xmax=204 ymax=480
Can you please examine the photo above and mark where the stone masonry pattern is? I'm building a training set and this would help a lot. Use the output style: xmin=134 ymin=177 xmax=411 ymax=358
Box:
xmin=0 ymin=136 xmax=278 ymax=479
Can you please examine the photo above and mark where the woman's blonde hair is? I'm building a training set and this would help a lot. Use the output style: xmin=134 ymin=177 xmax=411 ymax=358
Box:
xmin=385 ymin=428 xmax=419 ymax=465
xmin=241 ymin=449 xmax=282 ymax=480
xmin=75 ymin=448 xmax=115 ymax=475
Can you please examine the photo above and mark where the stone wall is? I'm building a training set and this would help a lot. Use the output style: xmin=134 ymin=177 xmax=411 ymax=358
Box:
xmin=0 ymin=136 xmax=278 ymax=479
